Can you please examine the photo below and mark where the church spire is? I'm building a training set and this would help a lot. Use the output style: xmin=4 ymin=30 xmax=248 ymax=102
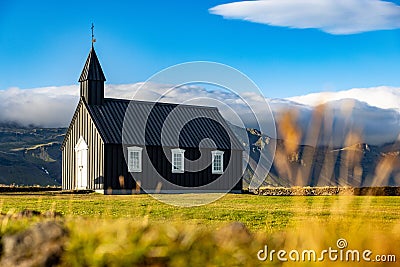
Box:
xmin=79 ymin=24 xmax=106 ymax=105
xmin=79 ymin=46 xmax=106 ymax=82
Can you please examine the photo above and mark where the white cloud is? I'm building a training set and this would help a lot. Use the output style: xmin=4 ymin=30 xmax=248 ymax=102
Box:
xmin=209 ymin=0 xmax=400 ymax=34
xmin=282 ymin=87 xmax=400 ymax=146
xmin=0 ymin=84 xmax=398 ymax=146
xmin=283 ymin=99 xmax=400 ymax=146
xmin=0 ymin=86 xmax=79 ymax=128
xmin=287 ymin=86 xmax=400 ymax=111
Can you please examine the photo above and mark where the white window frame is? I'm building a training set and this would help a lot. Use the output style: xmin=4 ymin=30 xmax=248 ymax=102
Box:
xmin=128 ymin=146 xmax=143 ymax=172
xmin=212 ymin=150 xmax=224 ymax=174
xmin=171 ymin=148 xmax=185 ymax=173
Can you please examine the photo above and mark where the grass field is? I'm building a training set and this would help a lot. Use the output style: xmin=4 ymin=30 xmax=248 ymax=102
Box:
xmin=0 ymin=193 xmax=399 ymax=232
xmin=0 ymin=193 xmax=399 ymax=266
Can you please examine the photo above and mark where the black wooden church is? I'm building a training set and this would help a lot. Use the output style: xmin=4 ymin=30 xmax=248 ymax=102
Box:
xmin=61 ymin=44 xmax=244 ymax=194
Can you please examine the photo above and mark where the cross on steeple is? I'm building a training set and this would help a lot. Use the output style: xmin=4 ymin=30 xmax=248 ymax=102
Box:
xmin=91 ymin=23 xmax=96 ymax=45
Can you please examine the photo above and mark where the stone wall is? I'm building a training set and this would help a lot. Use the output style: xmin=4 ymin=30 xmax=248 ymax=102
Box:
xmin=248 ymin=186 xmax=400 ymax=196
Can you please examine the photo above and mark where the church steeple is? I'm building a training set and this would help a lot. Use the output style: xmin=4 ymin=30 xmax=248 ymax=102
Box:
xmin=79 ymin=24 xmax=106 ymax=105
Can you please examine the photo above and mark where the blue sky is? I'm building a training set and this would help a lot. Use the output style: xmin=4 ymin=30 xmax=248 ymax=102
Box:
xmin=1 ymin=0 xmax=400 ymax=98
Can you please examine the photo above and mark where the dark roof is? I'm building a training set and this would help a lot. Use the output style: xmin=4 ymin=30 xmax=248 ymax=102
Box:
xmin=78 ymin=46 xmax=106 ymax=82
xmin=86 ymin=98 xmax=244 ymax=150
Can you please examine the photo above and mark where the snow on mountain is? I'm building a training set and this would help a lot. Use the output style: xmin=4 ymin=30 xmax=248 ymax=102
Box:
xmin=287 ymin=86 xmax=400 ymax=112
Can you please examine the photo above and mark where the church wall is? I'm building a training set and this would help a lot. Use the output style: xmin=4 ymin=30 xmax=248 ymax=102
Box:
xmin=61 ymin=100 xmax=105 ymax=190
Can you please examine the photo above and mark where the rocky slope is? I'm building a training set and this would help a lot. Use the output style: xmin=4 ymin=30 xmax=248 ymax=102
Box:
xmin=0 ymin=124 xmax=399 ymax=187
xmin=0 ymin=125 xmax=65 ymax=185
xmin=233 ymin=126 xmax=400 ymax=188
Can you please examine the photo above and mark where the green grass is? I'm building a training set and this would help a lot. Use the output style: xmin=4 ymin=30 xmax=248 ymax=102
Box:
xmin=0 ymin=193 xmax=399 ymax=232
xmin=0 ymin=193 xmax=399 ymax=266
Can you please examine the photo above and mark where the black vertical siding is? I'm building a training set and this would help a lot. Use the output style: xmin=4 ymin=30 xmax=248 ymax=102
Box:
xmin=81 ymin=80 xmax=104 ymax=105
xmin=62 ymin=101 xmax=243 ymax=193
xmin=62 ymin=105 xmax=242 ymax=192
xmin=108 ymin=145 xmax=243 ymax=192
xmin=64 ymin=132 xmax=242 ymax=192
xmin=104 ymin=144 xmax=132 ymax=190
xmin=61 ymin=100 xmax=104 ymax=190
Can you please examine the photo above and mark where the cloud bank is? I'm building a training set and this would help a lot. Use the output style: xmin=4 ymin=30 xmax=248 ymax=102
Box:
xmin=0 ymin=86 xmax=79 ymax=128
xmin=271 ymin=98 xmax=400 ymax=146
xmin=209 ymin=0 xmax=400 ymax=34
xmin=0 ymin=84 xmax=399 ymax=146
xmin=287 ymin=86 xmax=400 ymax=111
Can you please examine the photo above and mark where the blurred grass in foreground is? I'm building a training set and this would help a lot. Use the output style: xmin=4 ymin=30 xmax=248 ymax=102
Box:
xmin=0 ymin=193 xmax=398 ymax=266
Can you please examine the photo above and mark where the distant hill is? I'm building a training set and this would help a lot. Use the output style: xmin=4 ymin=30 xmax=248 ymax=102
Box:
xmin=0 ymin=124 xmax=399 ymax=187
xmin=230 ymin=125 xmax=400 ymax=188
xmin=0 ymin=124 xmax=65 ymax=185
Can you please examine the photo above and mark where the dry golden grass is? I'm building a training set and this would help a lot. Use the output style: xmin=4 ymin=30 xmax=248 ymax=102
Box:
xmin=0 ymin=193 xmax=398 ymax=266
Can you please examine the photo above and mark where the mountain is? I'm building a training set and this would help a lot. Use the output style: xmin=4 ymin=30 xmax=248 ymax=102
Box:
xmin=0 ymin=123 xmax=399 ymax=188
xmin=232 ymin=126 xmax=400 ymax=188
xmin=0 ymin=124 xmax=65 ymax=185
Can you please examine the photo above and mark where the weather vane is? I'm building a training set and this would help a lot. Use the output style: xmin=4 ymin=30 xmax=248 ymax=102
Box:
xmin=91 ymin=23 xmax=96 ymax=44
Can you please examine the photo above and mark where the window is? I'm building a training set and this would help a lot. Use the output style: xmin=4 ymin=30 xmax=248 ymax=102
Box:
xmin=212 ymin=150 xmax=224 ymax=174
xmin=128 ymin=146 xmax=143 ymax=172
xmin=171 ymin=148 xmax=185 ymax=173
